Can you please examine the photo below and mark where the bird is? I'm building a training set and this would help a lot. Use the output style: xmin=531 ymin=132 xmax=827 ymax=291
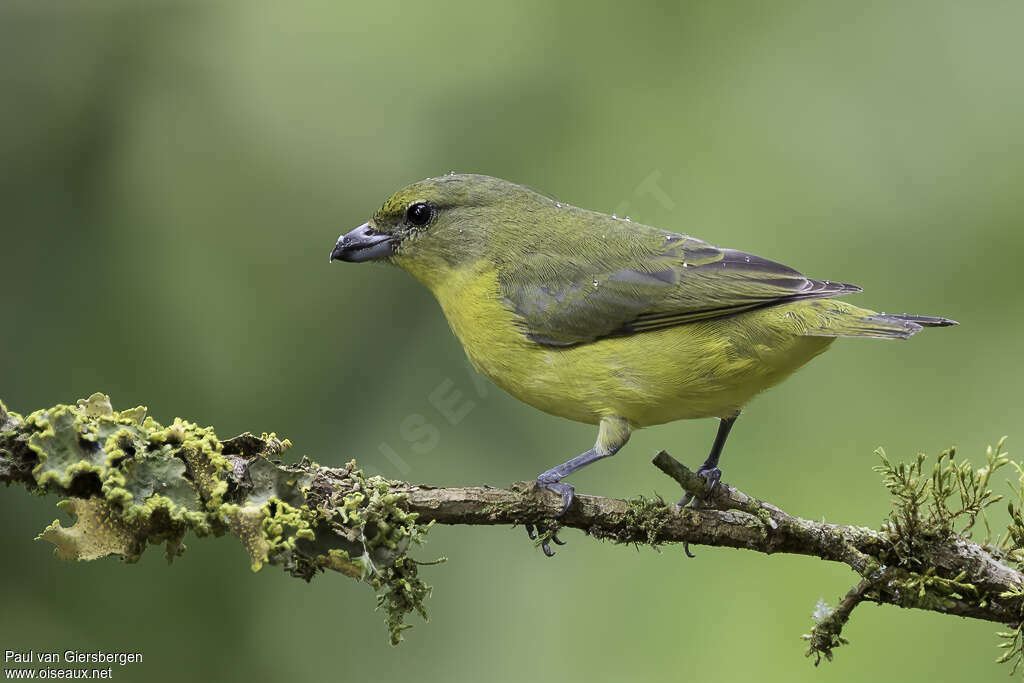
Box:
xmin=330 ymin=173 xmax=956 ymax=555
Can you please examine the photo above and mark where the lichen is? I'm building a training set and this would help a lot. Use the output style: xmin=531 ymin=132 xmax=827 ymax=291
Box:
xmin=0 ymin=393 xmax=437 ymax=644
xmin=0 ymin=399 xmax=18 ymax=432
xmin=37 ymin=497 xmax=140 ymax=561
xmin=302 ymin=461 xmax=439 ymax=644
xmin=802 ymin=598 xmax=848 ymax=665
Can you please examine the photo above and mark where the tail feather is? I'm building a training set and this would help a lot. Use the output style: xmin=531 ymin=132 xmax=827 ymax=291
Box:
xmin=798 ymin=301 xmax=959 ymax=340
xmin=881 ymin=313 xmax=959 ymax=328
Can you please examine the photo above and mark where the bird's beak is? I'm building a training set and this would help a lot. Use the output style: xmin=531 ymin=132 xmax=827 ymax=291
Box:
xmin=329 ymin=222 xmax=396 ymax=263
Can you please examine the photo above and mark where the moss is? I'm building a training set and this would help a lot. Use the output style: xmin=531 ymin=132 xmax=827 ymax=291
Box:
xmin=479 ymin=501 xmax=515 ymax=519
xmin=873 ymin=439 xmax=1024 ymax=673
xmin=590 ymin=495 xmax=672 ymax=548
xmin=375 ymin=555 xmax=432 ymax=646
xmin=625 ymin=496 xmax=672 ymax=547
xmin=886 ymin=567 xmax=978 ymax=612
xmin=875 ymin=439 xmax=1010 ymax=565
xmin=997 ymin=624 xmax=1024 ymax=674
xmin=997 ymin=585 xmax=1024 ymax=673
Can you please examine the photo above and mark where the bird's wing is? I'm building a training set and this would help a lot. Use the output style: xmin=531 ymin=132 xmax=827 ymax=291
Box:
xmin=498 ymin=231 xmax=860 ymax=346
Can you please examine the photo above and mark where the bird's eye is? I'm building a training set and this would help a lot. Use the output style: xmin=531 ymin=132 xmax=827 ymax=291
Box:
xmin=405 ymin=202 xmax=434 ymax=227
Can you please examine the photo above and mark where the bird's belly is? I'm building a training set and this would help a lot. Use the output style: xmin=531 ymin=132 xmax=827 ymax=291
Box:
xmin=436 ymin=272 xmax=834 ymax=427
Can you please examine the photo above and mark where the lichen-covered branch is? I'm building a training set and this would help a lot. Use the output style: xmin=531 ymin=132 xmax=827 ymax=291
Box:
xmin=1 ymin=395 xmax=1023 ymax=668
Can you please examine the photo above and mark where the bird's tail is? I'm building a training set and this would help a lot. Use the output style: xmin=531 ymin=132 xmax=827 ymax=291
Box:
xmin=795 ymin=301 xmax=958 ymax=340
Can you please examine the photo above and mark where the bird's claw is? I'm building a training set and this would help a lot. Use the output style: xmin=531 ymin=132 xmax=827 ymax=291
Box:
xmin=524 ymin=525 xmax=565 ymax=556
xmin=524 ymin=479 xmax=573 ymax=557
xmin=536 ymin=478 xmax=575 ymax=515
xmin=522 ymin=479 xmax=576 ymax=556
xmin=699 ymin=465 xmax=722 ymax=493
xmin=676 ymin=465 xmax=723 ymax=508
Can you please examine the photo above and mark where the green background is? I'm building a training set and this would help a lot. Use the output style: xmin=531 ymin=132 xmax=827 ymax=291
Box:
xmin=2 ymin=2 xmax=1022 ymax=681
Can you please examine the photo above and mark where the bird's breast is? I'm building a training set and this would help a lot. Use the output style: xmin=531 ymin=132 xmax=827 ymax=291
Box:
xmin=431 ymin=268 xmax=533 ymax=372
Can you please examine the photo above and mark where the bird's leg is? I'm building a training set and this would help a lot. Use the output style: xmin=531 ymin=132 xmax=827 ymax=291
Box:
xmin=526 ymin=416 xmax=630 ymax=555
xmin=535 ymin=415 xmax=631 ymax=514
xmin=678 ymin=413 xmax=739 ymax=508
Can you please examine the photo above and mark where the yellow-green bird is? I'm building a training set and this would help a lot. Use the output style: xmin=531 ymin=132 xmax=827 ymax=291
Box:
xmin=330 ymin=174 xmax=956 ymax=554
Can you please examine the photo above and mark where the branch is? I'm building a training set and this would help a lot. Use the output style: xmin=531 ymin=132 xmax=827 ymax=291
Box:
xmin=2 ymin=394 xmax=1023 ymax=666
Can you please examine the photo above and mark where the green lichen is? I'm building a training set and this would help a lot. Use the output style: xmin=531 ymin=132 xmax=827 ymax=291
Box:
xmin=0 ymin=393 xmax=437 ymax=644
xmin=17 ymin=395 xmax=227 ymax=560
xmin=26 ymin=404 xmax=112 ymax=490
xmin=37 ymin=497 xmax=141 ymax=561
xmin=246 ymin=456 xmax=312 ymax=507
xmin=220 ymin=502 xmax=273 ymax=570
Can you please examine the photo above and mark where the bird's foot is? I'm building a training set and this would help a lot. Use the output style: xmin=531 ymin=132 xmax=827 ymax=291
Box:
xmin=677 ymin=465 xmax=723 ymax=508
xmin=524 ymin=477 xmax=574 ymax=556
xmin=523 ymin=522 xmax=566 ymax=557
xmin=536 ymin=476 xmax=575 ymax=516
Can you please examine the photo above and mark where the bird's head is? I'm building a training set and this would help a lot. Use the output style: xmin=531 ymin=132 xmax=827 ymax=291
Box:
xmin=330 ymin=173 xmax=548 ymax=289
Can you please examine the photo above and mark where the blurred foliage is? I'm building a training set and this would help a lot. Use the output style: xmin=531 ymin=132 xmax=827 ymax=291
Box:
xmin=2 ymin=1 xmax=1024 ymax=681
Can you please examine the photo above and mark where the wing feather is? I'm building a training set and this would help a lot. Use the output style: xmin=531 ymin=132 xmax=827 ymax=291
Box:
xmin=499 ymin=228 xmax=859 ymax=347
